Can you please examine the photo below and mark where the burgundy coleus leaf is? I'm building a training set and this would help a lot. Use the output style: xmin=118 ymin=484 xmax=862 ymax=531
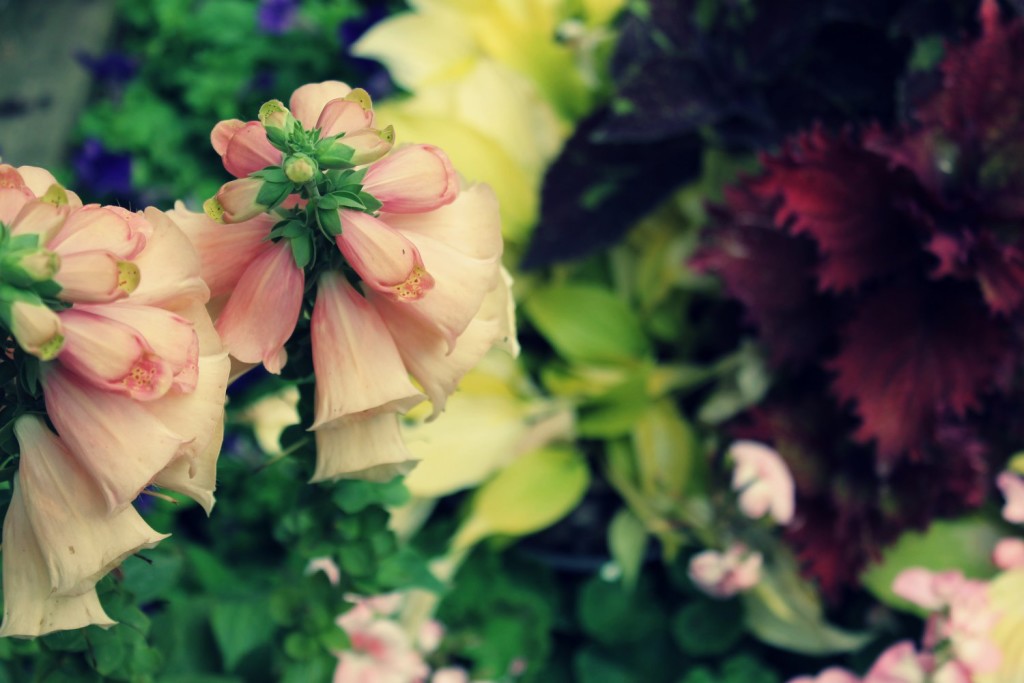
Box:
xmin=695 ymin=185 xmax=832 ymax=366
xmin=829 ymin=280 xmax=1010 ymax=464
xmin=751 ymin=127 xmax=920 ymax=293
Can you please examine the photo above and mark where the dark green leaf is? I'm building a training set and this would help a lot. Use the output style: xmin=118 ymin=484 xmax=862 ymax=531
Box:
xmin=210 ymin=599 xmax=276 ymax=671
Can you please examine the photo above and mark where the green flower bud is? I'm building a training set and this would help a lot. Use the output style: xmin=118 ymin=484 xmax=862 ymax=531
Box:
xmin=284 ymin=154 xmax=317 ymax=184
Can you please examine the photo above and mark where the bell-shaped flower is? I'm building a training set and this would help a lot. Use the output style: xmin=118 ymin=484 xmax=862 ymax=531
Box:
xmin=13 ymin=416 xmax=167 ymax=596
xmin=319 ymin=127 xmax=396 ymax=168
xmin=215 ymin=240 xmax=304 ymax=374
xmin=310 ymin=272 xmax=423 ymax=429
xmin=47 ymin=205 xmax=151 ymax=260
xmin=313 ymin=412 xmax=417 ymax=483
xmin=316 ymin=95 xmax=375 ymax=137
xmin=207 ymin=177 xmax=268 ymax=224
xmin=0 ymin=478 xmax=115 ymax=638
xmin=997 ymin=470 xmax=1024 ymax=523
xmin=56 ymin=308 xmax=175 ymax=400
xmin=53 ymin=250 xmax=138 ymax=303
xmin=211 ymin=119 xmax=282 ymax=178
xmin=337 ymin=210 xmax=435 ymax=301
xmin=362 ymin=144 xmax=458 ymax=214
xmin=374 ymin=265 xmax=516 ymax=419
xmin=729 ymin=440 xmax=796 ymax=526
xmin=146 ymin=354 xmax=231 ymax=514
xmin=687 ymin=543 xmax=763 ymax=599
xmin=370 ymin=183 xmax=504 ymax=350
xmin=41 ymin=366 xmax=187 ymax=511
xmin=289 ymin=80 xmax=353 ymax=129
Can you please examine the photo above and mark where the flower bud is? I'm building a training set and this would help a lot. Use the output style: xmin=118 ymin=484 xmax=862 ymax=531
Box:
xmin=284 ymin=154 xmax=317 ymax=184
xmin=317 ymin=126 xmax=395 ymax=169
xmin=0 ymin=285 xmax=63 ymax=360
xmin=206 ymin=178 xmax=267 ymax=224
xmin=258 ymin=99 xmax=295 ymax=150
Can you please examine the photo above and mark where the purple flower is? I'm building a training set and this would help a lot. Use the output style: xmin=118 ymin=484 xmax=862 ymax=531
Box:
xmin=73 ymin=139 xmax=133 ymax=199
xmin=76 ymin=51 xmax=138 ymax=87
xmin=258 ymin=0 xmax=299 ymax=35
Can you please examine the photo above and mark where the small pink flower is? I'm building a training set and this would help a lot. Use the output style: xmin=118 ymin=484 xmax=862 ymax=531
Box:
xmin=863 ymin=641 xmax=927 ymax=683
xmin=688 ymin=543 xmax=763 ymax=598
xmin=334 ymin=594 xmax=430 ymax=683
xmin=729 ymin=440 xmax=795 ymax=525
xmin=316 ymin=97 xmax=374 ymax=137
xmin=787 ymin=667 xmax=860 ymax=683
xmin=306 ymin=557 xmax=342 ymax=586
xmin=993 ymin=537 xmax=1024 ymax=569
xmin=215 ymin=241 xmax=304 ymax=374
xmin=997 ymin=470 xmax=1024 ymax=523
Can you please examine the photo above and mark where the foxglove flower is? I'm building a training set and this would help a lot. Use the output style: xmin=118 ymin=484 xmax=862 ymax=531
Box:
xmin=0 ymin=165 xmax=230 ymax=635
xmin=186 ymin=80 xmax=515 ymax=483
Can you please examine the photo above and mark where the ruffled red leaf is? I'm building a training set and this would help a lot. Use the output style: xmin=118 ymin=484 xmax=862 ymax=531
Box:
xmin=829 ymin=280 xmax=1010 ymax=464
xmin=695 ymin=186 xmax=830 ymax=366
xmin=752 ymin=128 xmax=920 ymax=293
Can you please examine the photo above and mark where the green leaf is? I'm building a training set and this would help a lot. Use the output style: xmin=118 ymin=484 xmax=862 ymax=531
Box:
xmin=573 ymin=648 xmax=632 ymax=683
xmin=607 ymin=508 xmax=648 ymax=591
xmin=743 ymin=548 xmax=871 ymax=655
xmin=630 ymin=400 xmax=697 ymax=500
xmin=357 ymin=192 xmax=382 ymax=213
xmin=577 ymin=577 xmax=662 ymax=645
xmin=451 ymin=446 xmax=590 ymax=550
xmin=332 ymin=478 xmax=410 ymax=514
xmin=121 ymin=550 xmax=183 ymax=604
xmin=860 ymin=515 xmax=1002 ymax=615
xmin=210 ymin=598 xmax=276 ymax=671
xmin=671 ymin=598 xmax=744 ymax=656
xmin=525 ymin=284 xmax=649 ymax=364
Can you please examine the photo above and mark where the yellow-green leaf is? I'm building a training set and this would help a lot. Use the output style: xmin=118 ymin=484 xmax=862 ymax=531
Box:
xmin=452 ymin=446 xmax=590 ymax=551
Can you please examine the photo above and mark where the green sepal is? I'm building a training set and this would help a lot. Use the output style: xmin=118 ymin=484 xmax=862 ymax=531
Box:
xmin=289 ymin=234 xmax=313 ymax=269
xmin=358 ymin=192 xmax=382 ymax=213
xmin=6 ymin=233 xmax=40 ymax=251
xmin=250 ymin=167 xmax=289 ymax=184
xmin=317 ymin=194 xmax=339 ymax=211
xmin=265 ymin=125 xmax=289 ymax=151
xmin=333 ymin=192 xmax=366 ymax=211
xmin=256 ymin=180 xmax=294 ymax=211
xmin=268 ymin=220 xmax=307 ymax=241
xmin=317 ymin=207 xmax=342 ymax=237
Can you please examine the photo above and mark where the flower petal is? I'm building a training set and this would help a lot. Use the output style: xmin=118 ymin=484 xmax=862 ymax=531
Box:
xmin=289 ymin=81 xmax=352 ymax=129
xmin=312 ymin=412 xmax=417 ymax=483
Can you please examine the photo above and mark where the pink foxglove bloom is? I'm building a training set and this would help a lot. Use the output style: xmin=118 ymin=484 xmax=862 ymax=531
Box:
xmin=996 ymin=470 xmax=1024 ymax=523
xmin=0 ymin=167 xmax=230 ymax=636
xmin=212 ymin=241 xmax=304 ymax=374
xmin=191 ymin=81 xmax=516 ymax=482
xmin=687 ymin=543 xmax=763 ymax=598
xmin=788 ymin=668 xmax=860 ymax=683
xmin=729 ymin=440 xmax=796 ymax=525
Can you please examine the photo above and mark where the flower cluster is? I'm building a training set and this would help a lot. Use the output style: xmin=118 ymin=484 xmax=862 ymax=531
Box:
xmin=697 ymin=0 xmax=1024 ymax=592
xmin=0 ymin=165 xmax=228 ymax=636
xmin=175 ymin=80 xmax=516 ymax=482
xmin=687 ymin=441 xmax=796 ymax=598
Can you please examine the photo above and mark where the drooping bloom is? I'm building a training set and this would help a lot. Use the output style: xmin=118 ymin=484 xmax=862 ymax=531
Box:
xmin=687 ymin=543 xmax=763 ymax=599
xmin=187 ymin=80 xmax=516 ymax=482
xmin=0 ymin=165 xmax=230 ymax=636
